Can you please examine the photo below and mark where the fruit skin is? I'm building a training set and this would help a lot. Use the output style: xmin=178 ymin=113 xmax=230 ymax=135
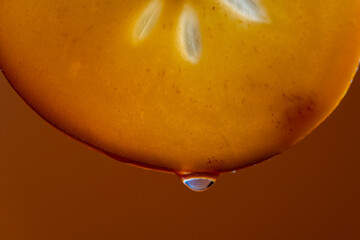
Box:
xmin=0 ymin=0 xmax=360 ymax=173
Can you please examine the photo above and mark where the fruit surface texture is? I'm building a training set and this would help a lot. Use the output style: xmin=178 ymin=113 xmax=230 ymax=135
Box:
xmin=1 ymin=0 xmax=360 ymax=173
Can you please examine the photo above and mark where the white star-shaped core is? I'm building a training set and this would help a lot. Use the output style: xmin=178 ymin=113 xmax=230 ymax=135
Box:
xmin=133 ymin=0 xmax=268 ymax=64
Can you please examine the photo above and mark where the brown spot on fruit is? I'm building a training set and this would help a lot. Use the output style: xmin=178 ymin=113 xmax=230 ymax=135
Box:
xmin=281 ymin=94 xmax=317 ymax=139
xmin=206 ymin=156 xmax=225 ymax=170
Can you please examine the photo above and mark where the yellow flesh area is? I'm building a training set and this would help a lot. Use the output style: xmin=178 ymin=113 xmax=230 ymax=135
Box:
xmin=0 ymin=0 xmax=360 ymax=173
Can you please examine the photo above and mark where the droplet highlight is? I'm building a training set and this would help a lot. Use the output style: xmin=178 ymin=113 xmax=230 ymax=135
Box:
xmin=133 ymin=0 xmax=163 ymax=42
xmin=178 ymin=5 xmax=202 ymax=64
xmin=178 ymin=173 xmax=217 ymax=192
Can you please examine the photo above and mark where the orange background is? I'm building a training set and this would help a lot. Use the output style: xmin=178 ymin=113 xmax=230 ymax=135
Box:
xmin=1 ymin=70 xmax=360 ymax=240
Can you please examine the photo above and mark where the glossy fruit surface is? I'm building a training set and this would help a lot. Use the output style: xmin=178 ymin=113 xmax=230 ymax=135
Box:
xmin=0 ymin=0 xmax=360 ymax=174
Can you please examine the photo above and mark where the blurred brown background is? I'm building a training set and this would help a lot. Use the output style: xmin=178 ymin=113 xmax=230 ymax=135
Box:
xmin=0 ymin=69 xmax=359 ymax=240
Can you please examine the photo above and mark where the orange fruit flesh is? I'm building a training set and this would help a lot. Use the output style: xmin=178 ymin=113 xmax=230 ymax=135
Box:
xmin=0 ymin=0 xmax=360 ymax=174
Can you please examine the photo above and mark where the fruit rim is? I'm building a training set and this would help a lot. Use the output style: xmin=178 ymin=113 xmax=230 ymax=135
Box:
xmin=1 ymin=59 xmax=359 ymax=176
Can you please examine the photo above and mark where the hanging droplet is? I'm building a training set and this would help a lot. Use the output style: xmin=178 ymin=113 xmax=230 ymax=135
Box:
xmin=178 ymin=173 xmax=218 ymax=192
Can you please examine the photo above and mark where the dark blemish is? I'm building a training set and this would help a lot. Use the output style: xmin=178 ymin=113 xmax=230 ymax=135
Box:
xmin=282 ymin=96 xmax=316 ymax=134
xmin=206 ymin=156 xmax=224 ymax=170
xmin=275 ymin=120 xmax=281 ymax=129
xmin=157 ymin=69 xmax=166 ymax=78
xmin=85 ymin=25 xmax=94 ymax=32
xmin=264 ymin=83 xmax=271 ymax=89
xmin=189 ymin=97 xmax=198 ymax=104
xmin=282 ymin=93 xmax=304 ymax=103
xmin=172 ymin=84 xmax=181 ymax=94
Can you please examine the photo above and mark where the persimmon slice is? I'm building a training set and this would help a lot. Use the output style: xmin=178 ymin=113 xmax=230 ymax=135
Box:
xmin=1 ymin=0 xmax=360 ymax=177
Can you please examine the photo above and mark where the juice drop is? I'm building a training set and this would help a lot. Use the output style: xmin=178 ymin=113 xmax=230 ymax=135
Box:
xmin=178 ymin=173 xmax=218 ymax=192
